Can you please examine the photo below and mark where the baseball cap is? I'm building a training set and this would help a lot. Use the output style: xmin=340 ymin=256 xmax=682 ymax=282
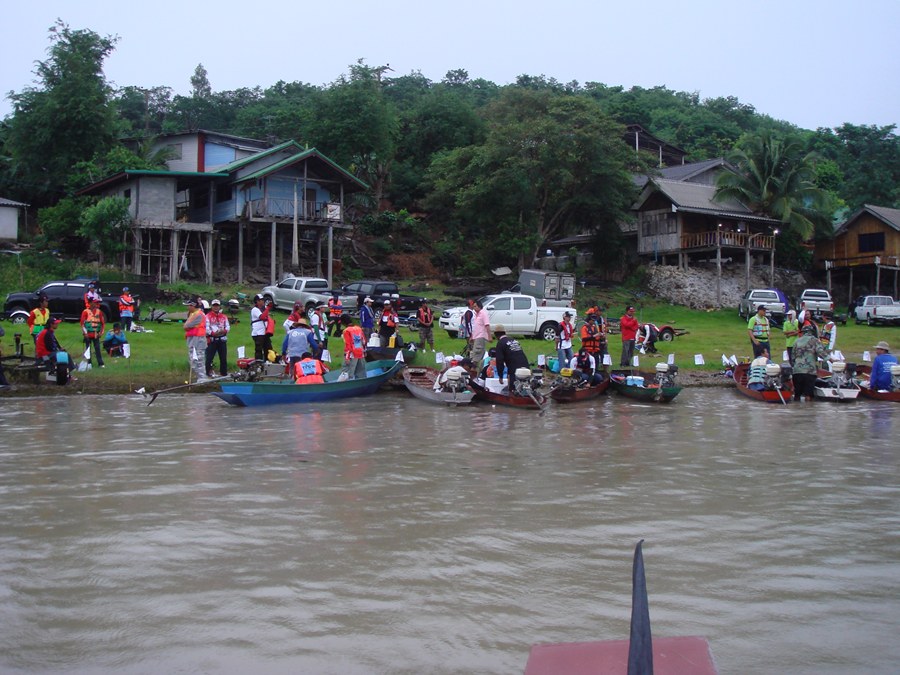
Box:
xmin=211 ymin=299 xmax=221 ymax=306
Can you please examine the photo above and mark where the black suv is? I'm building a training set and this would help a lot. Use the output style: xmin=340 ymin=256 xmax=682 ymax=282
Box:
xmin=3 ymin=280 xmax=121 ymax=324
xmin=341 ymin=280 xmax=426 ymax=313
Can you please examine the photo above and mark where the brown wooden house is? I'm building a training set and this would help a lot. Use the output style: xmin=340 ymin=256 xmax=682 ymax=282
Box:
xmin=815 ymin=204 xmax=900 ymax=302
xmin=632 ymin=178 xmax=782 ymax=306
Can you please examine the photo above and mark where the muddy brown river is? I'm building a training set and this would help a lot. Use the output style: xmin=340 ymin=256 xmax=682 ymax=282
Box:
xmin=1 ymin=389 xmax=898 ymax=673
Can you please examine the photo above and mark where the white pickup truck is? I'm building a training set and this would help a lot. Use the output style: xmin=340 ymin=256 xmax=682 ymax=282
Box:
xmin=439 ymin=293 xmax=574 ymax=341
xmin=853 ymin=295 xmax=900 ymax=326
xmin=259 ymin=276 xmax=356 ymax=315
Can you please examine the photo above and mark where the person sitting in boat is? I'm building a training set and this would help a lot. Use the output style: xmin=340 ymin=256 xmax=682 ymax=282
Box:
xmin=746 ymin=348 xmax=772 ymax=391
xmin=479 ymin=348 xmax=502 ymax=380
xmin=570 ymin=347 xmax=602 ymax=385
xmin=791 ymin=325 xmax=830 ymax=402
xmin=864 ymin=341 xmax=897 ymax=391
xmin=102 ymin=322 xmax=128 ymax=357
xmin=494 ymin=324 xmax=530 ymax=394
xmin=435 ymin=359 xmax=473 ymax=392
xmin=294 ymin=352 xmax=327 ymax=384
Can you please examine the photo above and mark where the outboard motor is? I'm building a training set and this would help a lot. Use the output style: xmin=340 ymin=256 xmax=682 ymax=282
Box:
xmin=512 ymin=367 xmax=541 ymax=397
xmin=557 ymin=367 xmax=582 ymax=389
xmin=890 ymin=364 xmax=900 ymax=390
xmin=763 ymin=362 xmax=783 ymax=390
xmin=829 ymin=361 xmax=849 ymax=388
xmin=654 ymin=362 xmax=678 ymax=388
xmin=441 ymin=367 xmax=469 ymax=394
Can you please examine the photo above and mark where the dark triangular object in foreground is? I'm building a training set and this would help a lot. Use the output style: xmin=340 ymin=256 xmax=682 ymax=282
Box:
xmin=627 ymin=539 xmax=653 ymax=675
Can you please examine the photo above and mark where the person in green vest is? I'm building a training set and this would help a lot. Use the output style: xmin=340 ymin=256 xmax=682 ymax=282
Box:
xmin=782 ymin=309 xmax=799 ymax=365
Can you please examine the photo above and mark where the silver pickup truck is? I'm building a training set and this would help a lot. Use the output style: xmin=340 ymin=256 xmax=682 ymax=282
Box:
xmin=797 ymin=289 xmax=834 ymax=319
xmin=853 ymin=295 xmax=900 ymax=326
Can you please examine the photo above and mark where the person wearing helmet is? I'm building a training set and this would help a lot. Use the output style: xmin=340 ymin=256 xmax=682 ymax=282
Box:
xmin=791 ymin=323 xmax=829 ymax=401
xmin=27 ymin=294 xmax=51 ymax=343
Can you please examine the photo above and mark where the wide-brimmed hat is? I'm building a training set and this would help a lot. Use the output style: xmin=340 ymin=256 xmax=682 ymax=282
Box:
xmin=873 ymin=341 xmax=890 ymax=351
xmin=292 ymin=317 xmax=310 ymax=328
xmin=493 ymin=323 xmax=506 ymax=334
xmin=364 ymin=296 xmax=373 ymax=303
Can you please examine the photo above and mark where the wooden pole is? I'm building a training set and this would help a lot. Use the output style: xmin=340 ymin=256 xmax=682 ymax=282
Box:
xmin=270 ymin=221 xmax=277 ymax=286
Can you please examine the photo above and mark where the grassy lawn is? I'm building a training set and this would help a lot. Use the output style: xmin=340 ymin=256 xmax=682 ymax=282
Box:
xmin=3 ymin=275 xmax=899 ymax=394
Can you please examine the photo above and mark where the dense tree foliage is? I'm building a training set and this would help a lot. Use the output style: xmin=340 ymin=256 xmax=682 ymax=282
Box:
xmin=2 ymin=22 xmax=898 ymax=276
xmin=425 ymin=90 xmax=640 ymax=270
xmin=3 ymin=21 xmax=118 ymax=205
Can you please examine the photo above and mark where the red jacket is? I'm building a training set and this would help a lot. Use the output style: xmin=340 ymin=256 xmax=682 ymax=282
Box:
xmin=620 ymin=314 xmax=640 ymax=341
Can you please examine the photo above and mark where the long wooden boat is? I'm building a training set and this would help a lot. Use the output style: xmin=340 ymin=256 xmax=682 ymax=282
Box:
xmin=469 ymin=378 xmax=548 ymax=410
xmin=402 ymin=366 xmax=475 ymax=406
xmin=213 ymin=359 xmax=404 ymax=407
xmin=732 ymin=362 xmax=793 ymax=403
xmin=609 ymin=370 xmax=681 ymax=403
xmin=854 ymin=365 xmax=900 ymax=402
xmin=549 ymin=375 xmax=610 ymax=403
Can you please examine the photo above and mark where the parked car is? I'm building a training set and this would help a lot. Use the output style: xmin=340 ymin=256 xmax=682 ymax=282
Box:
xmin=2 ymin=280 xmax=121 ymax=324
xmin=259 ymin=276 xmax=355 ymax=315
xmin=853 ymin=295 xmax=900 ymax=326
xmin=738 ymin=289 xmax=788 ymax=324
xmin=439 ymin=294 xmax=574 ymax=340
xmin=341 ymin=280 xmax=426 ymax=313
xmin=797 ymin=288 xmax=834 ymax=320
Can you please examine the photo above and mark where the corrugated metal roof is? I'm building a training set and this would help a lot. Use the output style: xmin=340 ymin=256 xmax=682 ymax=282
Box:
xmin=218 ymin=140 xmax=305 ymax=173
xmin=235 ymin=148 xmax=369 ymax=191
xmin=635 ymin=179 xmax=781 ymax=225
xmin=834 ymin=204 xmax=900 ymax=235
xmin=0 ymin=197 xmax=29 ymax=207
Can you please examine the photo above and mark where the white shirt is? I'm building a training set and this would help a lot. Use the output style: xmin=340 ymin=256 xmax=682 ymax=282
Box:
xmin=250 ymin=306 xmax=266 ymax=337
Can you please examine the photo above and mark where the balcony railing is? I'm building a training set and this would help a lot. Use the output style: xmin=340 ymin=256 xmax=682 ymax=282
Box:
xmin=246 ymin=198 xmax=342 ymax=222
xmin=681 ymin=231 xmax=774 ymax=251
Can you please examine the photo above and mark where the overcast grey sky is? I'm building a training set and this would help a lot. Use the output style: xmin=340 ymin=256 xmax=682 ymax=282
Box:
xmin=2 ymin=0 xmax=898 ymax=132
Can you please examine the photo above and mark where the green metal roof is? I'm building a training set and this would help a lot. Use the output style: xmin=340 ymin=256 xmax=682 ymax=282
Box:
xmin=234 ymin=148 xmax=369 ymax=191
xmin=218 ymin=140 xmax=307 ymax=173
xmin=76 ymin=170 xmax=228 ymax=195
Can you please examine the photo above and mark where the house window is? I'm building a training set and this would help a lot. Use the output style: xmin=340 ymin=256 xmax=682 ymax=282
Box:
xmin=166 ymin=143 xmax=183 ymax=160
xmin=666 ymin=213 xmax=676 ymax=234
xmin=858 ymin=232 xmax=885 ymax=253
xmin=123 ymin=189 xmax=131 ymax=202
xmin=215 ymin=185 xmax=233 ymax=203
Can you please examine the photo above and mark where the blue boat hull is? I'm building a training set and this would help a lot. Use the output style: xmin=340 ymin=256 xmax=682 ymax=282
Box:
xmin=214 ymin=360 xmax=404 ymax=407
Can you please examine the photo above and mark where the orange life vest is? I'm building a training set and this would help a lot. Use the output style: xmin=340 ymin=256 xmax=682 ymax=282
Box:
xmin=328 ymin=297 xmax=343 ymax=317
xmin=417 ymin=306 xmax=433 ymax=326
xmin=184 ymin=309 xmax=207 ymax=338
xmin=343 ymin=325 xmax=366 ymax=359
xmin=580 ymin=323 xmax=600 ymax=352
xmin=81 ymin=308 xmax=104 ymax=338
xmin=294 ymin=358 xmax=325 ymax=384
xmin=27 ymin=307 xmax=50 ymax=335
xmin=118 ymin=294 xmax=135 ymax=314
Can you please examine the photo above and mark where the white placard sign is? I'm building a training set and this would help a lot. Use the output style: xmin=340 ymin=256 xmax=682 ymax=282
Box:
xmin=694 ymin=354 xmax=705 ymax=365
xmin=537 ymin=354 xmax=546 ymax=366
xmin=632 ymin=355 xmax=640 ymax=367
xmin=863 ymin=351 xmax=871 ymax=362
xmin=237 ymin=345 xmax=246 ymax=359
xmin=667 ymin=353 xmax=675 ymax=365
xmin=435 ymin=351 xmax=444 ymax=364
xmin=123 ymin=343 xmax=131 ymax=359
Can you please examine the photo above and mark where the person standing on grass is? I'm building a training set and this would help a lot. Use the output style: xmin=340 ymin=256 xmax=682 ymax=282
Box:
xmin=783 ymin=309 xmax=799 ymax=365
xmin=619 ymin=305 xmax=639 ymax=367
xmin=470 ymin=299 xmax=491 ymax=366
xmin=416 ymin=300 xmax=435 ymax=352
xmin=118 ymin=287 xmax=136 ymax=332
xmin=747 ymin=304 xmax=771 ymax=358
xmin=249 ymin=294 xmax=271 ymax=361
xmin=80 ymin=297 xmax=106 ymax=368
xmin=27 ymin=294 xmax=50 ymax=344
xmin=205 ymin=299 xmax=230 ymax=377
xmin=359 ymin=296 xmax=376 ymax=344
xmin=184 ymin=298 xmax=208 ymax=382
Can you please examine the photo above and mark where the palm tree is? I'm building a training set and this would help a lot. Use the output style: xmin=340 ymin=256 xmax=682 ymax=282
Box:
xmin=715 ymin=131 xmax=829 ymax=240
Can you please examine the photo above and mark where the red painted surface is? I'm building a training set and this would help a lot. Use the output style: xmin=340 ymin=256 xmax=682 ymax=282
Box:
xmin=197 ymin=132 xmax=206 ymax=172
xmin=524 ymin=635 xmax=718 ymax=675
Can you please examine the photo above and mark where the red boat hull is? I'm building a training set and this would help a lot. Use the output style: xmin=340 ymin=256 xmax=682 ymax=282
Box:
xmin=550 ymin=377 xmax=610 ymax=402
xmin=855 ymin=365 xmax=900 ymax=401
xmin=470 ymin=379 xmax=547 ymax=409
xmin=732 ymin=362 xmax=793 ymax=403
